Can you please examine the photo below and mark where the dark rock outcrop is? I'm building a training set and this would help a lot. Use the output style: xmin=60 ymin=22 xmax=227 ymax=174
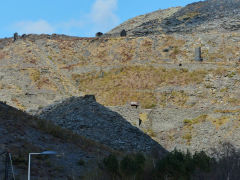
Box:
xmin=37 ymin=95 xmax=167 ymax=153
xmin=0 ymin=102 xmax=116 ymax=179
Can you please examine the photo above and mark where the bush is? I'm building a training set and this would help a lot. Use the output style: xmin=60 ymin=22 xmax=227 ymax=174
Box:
xmin=99 ymin=150 xmax=213 ymax=179
xmin=155 ymin=149 xmax=211 ymax=179
xmin=193 ymin=151 xmax=212 ymax=172
xmin=120 ymin=153 xmax=146 ymax=178
xmin=103 ymin=154 xmax=119 ymax=176
xmin=120 ymin=155 xmax=137 ymax=177
xmin=77 ymin=159 xmax=85 ymax=166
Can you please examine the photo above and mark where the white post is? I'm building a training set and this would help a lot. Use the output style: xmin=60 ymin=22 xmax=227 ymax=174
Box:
xmin=28 ymin=153 xmax=31 ymax=180
xmin=27 ymin=152 xmax=56 ymax=180
xmin=28 ymin=153 xmax=40 ymax=180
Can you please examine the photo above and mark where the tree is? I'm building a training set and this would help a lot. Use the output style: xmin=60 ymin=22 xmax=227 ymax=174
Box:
xmin=103 ymin=154 xmax=119 ymax=178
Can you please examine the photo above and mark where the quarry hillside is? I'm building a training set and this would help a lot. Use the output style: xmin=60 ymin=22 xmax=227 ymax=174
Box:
xmin=0 ymin=101 xmax=122 ymax=179
xmin=0 ymin=0 xmax=240 ymax=167
xmin=108 ymin=0 xmax=240 ymax=36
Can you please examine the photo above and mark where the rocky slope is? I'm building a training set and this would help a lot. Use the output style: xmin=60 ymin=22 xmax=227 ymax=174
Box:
xmin=0 ymin=101 xmax=121 ymax=179
xmin=0 ymin=0 xmax=239 ymax=161
xmin=0 ymin=32 xmax=239 ymax=112
xmin=107 ymin=0 xmax=240 ymax=36
xmin=37 ymin=95 xmax=166 ymax=153
xmin=106 ymin=7 xmax=181 ymax=37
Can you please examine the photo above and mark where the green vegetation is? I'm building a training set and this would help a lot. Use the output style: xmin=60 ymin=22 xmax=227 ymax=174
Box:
xmin=101 ymin=153 xmax=146 ymax=179
xmin=91 ymin=150 xmax=214 ymax=180
xmin=77 ymin=159 xmax=85 ymax=166
xmin=155 ymin=150 xmax=211 ymax=179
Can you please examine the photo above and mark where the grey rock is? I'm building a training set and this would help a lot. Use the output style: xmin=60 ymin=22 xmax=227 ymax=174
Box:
xmin=37 ymin=95 xmax=166 ymax=154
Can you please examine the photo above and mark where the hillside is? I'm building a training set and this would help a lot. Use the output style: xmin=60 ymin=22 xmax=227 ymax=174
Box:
xmin=106 ymin=7 xmax=181 ymax=37
xmin=0 ymin=101 xmax=121 ymax=179
xmin=0 ymin=33 xmax=239 ymax=112
xmin=36 ymin=95 xmax=166 ymax=153
xmin=0 ymin=0 xmax=240 ymax=167
xmin=107 ymin=0 xmax=240 ymax=36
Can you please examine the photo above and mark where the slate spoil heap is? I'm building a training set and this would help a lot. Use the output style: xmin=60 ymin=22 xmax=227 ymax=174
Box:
xmin=108 ymin=0 xmax=240 ymax=36
xmin=37 ymin=95 xmax=166 ymax=154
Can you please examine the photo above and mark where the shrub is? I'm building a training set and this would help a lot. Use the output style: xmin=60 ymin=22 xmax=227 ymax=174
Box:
xmin=134 ymin=153 xmax=146 ymax=173
xmin=103 ymin=154 xmax=119 ymax=176
xmin=193 ymin=151 xmax=212 ymax=172
xmin=77 ymin=159 xmax=85 ymax=166
xmin=155 ymin=149 xmax=211 ymax=179
xmin=120 ymin=155 xmax=137 ymax=177
xmin=120 ymin=153 xmax=146 ymax=178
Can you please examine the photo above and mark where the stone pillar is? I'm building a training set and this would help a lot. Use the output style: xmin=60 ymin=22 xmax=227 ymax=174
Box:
xmin=195 ymin=47 xmax=203 ymax=61
xmin=13 ymin=33 xmax=18 ymax=42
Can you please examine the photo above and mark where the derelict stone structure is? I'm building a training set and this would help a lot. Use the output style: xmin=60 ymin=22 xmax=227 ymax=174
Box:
xmin=195 ymin=47 xmax=203 ymax=61
xmin=13 ymin=33 xmax=18 ymax=42
xmin=96 ymin=32 xmax=103 ymax=37
xmin=120 ymin=30 xmax=127 ymax=37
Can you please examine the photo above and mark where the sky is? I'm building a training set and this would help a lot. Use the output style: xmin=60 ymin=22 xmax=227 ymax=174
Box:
xmin=0 ymin=0 xmax=200 ymax=38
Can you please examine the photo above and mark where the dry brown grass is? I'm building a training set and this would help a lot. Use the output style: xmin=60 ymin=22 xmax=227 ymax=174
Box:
xmin=158 ymin=90 xmax=189 ymax=107
xmin=182 ymin=115 xmax=208 ymax=144
xmin=215 ymin=109 xmax=240 ymax=114
xmin=0 ymin=51 xmax=5 ymax=59
xmin=28 ymin=69 xmax=41 ymax=82
xmin=182 ymin=133 xmax=192 ymax=144
xmin=183 ymin=115 xmax=208 ymax=127
xmin=222 ymin=96 xmax=240 ymax=106
xmin=11 ymin=98 xmax=25 ymax=110
xmin=72 ymin=66 xmax=207 ymax=108
xmin=37 ymin=77 xmax=57 ymax=91
xmin=60 ymin=63 xmax=84 ymax=71
xmin=178 ymin=12 xmax=200 ymax=21
xmin=213 ymin=67 xmax=228 ymax=76
xmin=210 ymin=116 xmax=230 ymax=129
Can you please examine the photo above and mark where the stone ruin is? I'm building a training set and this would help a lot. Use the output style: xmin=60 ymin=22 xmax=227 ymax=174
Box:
xmin=21 ymin=34 xmax=27 ymax=39
xmin=120 ymin=29 xmax=127 ymax=37
xmin=96 ymin=32 xmax=103 ymax=37
xmin=195 ymin=47 xmax=203 ymax=61
xmin=130 ymin=102 xmax=139 ymax=109
xmin=13 ymin=33 xmax=18 ymax=42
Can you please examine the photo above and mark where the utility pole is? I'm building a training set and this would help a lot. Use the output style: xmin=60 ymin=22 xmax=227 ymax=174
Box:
xmin=4 ymin=152 xmax=10 ymax=180
xmin=0 ymin=151 xmax=15 ymax=180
